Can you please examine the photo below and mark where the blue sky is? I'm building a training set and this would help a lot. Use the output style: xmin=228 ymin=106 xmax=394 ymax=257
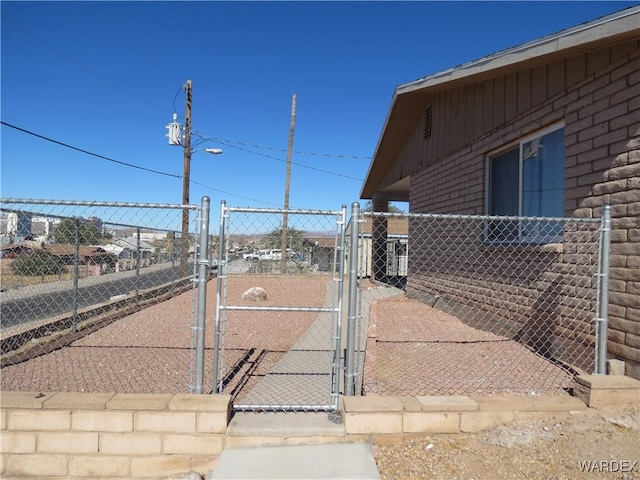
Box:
xmin=2 ymin=1 xmax=637 ymax=212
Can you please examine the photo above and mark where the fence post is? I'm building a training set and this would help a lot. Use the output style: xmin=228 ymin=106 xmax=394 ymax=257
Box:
xmin=594 ymin=205 xmax=611 ymax=374
xmin=344 ymin=202 xmax=360 ymax=396
xmin=71 ymin=217 xmax=80 ymax=332
xmin=191 ymin=197 xmax=210 ymax=394
xmin=212 ymin=200 xmax=227 ymax=394
xmin=331 ymin=205 xmax=347 ymax=407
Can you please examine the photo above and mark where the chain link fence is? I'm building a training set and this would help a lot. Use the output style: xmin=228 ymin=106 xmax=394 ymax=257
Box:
xmin=1 ymin=198 xmax=611 ymax=402
xmin=0 ymin=198 xmax=203 ymax=394
xmin=356 ymin=209 xmax=608 ymax=397
xmin=212 ymin=204 xmax=347 ymax=411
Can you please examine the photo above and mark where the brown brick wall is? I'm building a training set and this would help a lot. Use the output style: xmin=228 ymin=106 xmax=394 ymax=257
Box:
xmin=408 ymin=48 xmax=640 ymax=378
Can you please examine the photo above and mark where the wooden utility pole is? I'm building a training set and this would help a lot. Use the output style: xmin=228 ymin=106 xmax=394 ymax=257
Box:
xmin=180 ymin=80 xmax=193 ymax=278
xmin=280 ymin=93 xmax=296 ymax=273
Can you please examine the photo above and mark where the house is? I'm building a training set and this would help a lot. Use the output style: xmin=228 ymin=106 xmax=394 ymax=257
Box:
xmin=361 ymin=7 xmax=640 ymax=378
xmin=302 ymin=236 xmax=337 ymax=272
xmin=347 ymin=216 xmax=408 ymax=285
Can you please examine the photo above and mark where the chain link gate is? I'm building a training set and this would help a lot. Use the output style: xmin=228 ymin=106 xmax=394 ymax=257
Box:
xmin=353 ymin=207 xmax=610 ymax=397
xmin=212 ymin=202 xmax=347 ymax=412
xmin=1 ymin=198 xmax=206 ymax=394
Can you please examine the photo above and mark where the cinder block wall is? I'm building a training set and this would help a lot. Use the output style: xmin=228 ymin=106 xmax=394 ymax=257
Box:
xmin=0 ymin=392 xmax=231 ymax=479
xmin=408 ymin=48 xmax=640 ymax=378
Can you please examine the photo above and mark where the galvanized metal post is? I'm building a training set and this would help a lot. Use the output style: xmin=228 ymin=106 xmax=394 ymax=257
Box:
xmin=71 ymin=217 xmax=80 ymax=332
xmin=212 ymin=200 xmax=227 ymax=393
xmin=192 ymin=197 xmax=210 ymax=393
xmin=595 ymin=205 xmax=611 ymax=374
xmin=344 ymin=202 xmax=360 ymax=396
xmin=332 ymin=205 xmax=347 ymax=408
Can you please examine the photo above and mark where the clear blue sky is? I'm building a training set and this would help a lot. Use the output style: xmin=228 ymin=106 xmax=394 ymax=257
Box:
xmin=2 ymin=1 xmax=637 ymax=212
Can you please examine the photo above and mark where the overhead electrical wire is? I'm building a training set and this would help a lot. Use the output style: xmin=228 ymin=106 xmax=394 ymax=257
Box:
xmin=1 ymin=121 xmax=180 ymax=179
xmin=2 ymin=12 xmax=370 ymax=184
xmin=193 ymin=132 xmax=365 ymax=182
xmin=1 ymin=121 xmax=283 ymax=207
xmin=1 ymin=13 xmax=173 ymax=116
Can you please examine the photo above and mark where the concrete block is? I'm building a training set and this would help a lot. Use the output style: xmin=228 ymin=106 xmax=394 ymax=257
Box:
xmin=68 ymin=455 xmax=130 ymax=477
xmin=574 ymin=374 xmax=640 ymax=407
xmin=224 ymin=436 xmax=285 ymax=449
xmin=416 ymin=396 xmax=478 ymax=412
xmin=0 ymin=392 xmax=54 ymax=409
xmin=345 ymin=412 xmax=403 ymax=434
xmin=0 ymin=432 xmax=36 ymax=454
xmin=106 ymin=393 xmax=172 ymax=410
xmin=168 ymin=394 xmax=231 ymax=412
xmin=163 ymin=434 xmax=224 ymax=455
xmin=1 ymin=409 xmax=6 ymax=430
xmin=342 ymin=396 xmax=403 ymax=413
xmin=399 ymin=396 xmax=421 ymax=412
xmin=44 ymin=392 xmax=113 ymax=410
xmin=100 ymin=432 xmax=162 ymax=455
xmin=608 ymin=359 xmax=626 ymax=375
xmin=37 ymin=431 xmax=98 ymax=453
xmin=460 ymin=411 xmax=514 ymax=433
xmin=4 ymin=454 xmax=67 ymax=476
xmin=7 ymin=410 xmax=70 ymax=431
xmin=191 ymin=455 xmax=218 ymax=475
xmin=403 ymin=412 xmax=460 ymax=433
xmin=72 ymin=410 xmax=133 ymax=432
xmin=197 ymin=412 xmax=229 ymax=434
xmin=473 ymin=394 xmax=586 ymax=412
xmin=130 ymin=455 xmax=192 ymax=477
xmin=135 ymin=412 xmax=196 ymax=433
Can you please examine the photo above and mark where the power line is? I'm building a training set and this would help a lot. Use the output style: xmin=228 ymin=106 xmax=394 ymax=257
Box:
xmin=193 ymin=132 xmax=365 ymax=182
xmin=203 ymin=135 xmax=371 ymax=160
xmin=1 ymin=121 xmax=282 ymax=207
xmin=1 ymin=121 xmax=180 ymax=179
xmin=1 ymin=13 xmax=172 ymax=116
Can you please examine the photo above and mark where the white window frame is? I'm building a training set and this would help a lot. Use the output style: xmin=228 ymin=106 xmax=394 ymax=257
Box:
xmin=485 ymin=122 xmax=566 ymax=245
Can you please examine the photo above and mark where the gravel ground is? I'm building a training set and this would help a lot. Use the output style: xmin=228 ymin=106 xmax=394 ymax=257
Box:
xmin=373 ymin=403 xmax=640 ymax=480
xmin=0 ymin=275 xmax=327 ymax=395
xmin=363 ymin=295 xmax=574 ymax=397
xmin=3 ymin=276 xmax=638 ymax=479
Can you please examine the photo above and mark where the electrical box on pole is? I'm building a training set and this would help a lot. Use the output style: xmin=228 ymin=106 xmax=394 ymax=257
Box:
xmin=166 ymin=113 xmax=183 ymax=146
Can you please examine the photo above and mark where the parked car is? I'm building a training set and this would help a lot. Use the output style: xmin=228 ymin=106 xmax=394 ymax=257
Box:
xmin=243 ymin=249 xmax=282 ymax=262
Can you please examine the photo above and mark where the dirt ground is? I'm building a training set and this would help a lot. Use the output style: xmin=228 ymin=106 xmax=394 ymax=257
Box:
xmin=373 ymin=402 xmax=640 ymax=480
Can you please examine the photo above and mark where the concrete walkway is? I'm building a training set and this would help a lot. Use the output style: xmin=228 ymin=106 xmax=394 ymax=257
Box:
xmin=208 ymin=281 xmax=402 ymax=479
xmin=236 ymin=279 xmax=403 ymax=408
xmin=208 ymin=442 xmax=380 ymax=479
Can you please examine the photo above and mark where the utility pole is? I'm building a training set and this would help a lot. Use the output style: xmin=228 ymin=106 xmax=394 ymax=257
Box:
xmin=280 ymin=93 xmax=296 ymax=273
xmin=180 ymin=80 xmax=193 ymax=278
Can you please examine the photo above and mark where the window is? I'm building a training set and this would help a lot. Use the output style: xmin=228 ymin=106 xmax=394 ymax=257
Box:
xmin=487 ymin=124 xmax=565 ymax=243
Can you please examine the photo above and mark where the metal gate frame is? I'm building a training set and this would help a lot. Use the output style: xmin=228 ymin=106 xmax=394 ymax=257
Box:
xmin=212 ymin=202 xmax=348 ymax=412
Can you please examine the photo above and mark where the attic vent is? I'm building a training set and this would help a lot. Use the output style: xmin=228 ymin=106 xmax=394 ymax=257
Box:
xmin=423 ymin=106 xmax=432 ymax=140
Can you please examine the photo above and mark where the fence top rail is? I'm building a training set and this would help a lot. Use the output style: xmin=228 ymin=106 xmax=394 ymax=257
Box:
xmin=0 ymin=198 xmax=199 ymax=210
xmin=226 ymin=206 xmax=345 ymax=216
xmin=362 ymin=211 xmax=602 ymax=223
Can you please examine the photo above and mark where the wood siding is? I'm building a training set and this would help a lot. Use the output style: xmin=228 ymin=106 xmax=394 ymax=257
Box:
xmin=379 ymin=40 xmax=639 ymax=194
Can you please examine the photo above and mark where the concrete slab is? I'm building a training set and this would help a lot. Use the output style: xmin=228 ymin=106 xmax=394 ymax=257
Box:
xmin=207 ymin=443 xmax=380 ymax=479
xmin=227 ymin=412 xmax=345 ymax=438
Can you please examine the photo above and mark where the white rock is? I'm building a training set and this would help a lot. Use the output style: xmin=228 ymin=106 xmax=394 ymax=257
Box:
xmin=242 ymin=286 xmax=268 ymax=301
